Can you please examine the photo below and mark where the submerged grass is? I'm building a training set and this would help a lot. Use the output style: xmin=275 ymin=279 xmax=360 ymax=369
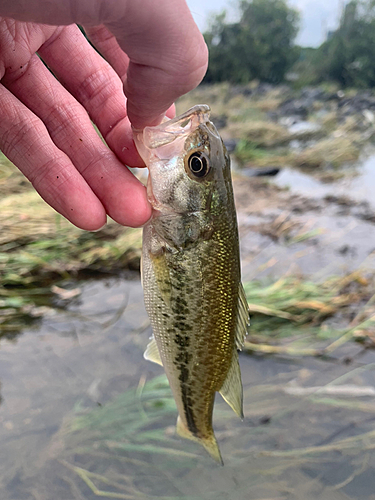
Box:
xmin=58 ymin=375 xmax=214 ymax=499
xmin=57 ymin=362 xmax=375 ymax=499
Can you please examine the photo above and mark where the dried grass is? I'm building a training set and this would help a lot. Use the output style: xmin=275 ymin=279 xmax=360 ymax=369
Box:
xmin=0 ymin=156 xmax=142 ymax=336
xmin=290 ymin=135 xmax=361 ymax=169
xmin=243 ymin=271 xmax=375 ymax=355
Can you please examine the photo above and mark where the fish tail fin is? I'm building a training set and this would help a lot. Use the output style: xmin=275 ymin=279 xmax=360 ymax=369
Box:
xmin=176 ymin=416 xmax=223 ymax=465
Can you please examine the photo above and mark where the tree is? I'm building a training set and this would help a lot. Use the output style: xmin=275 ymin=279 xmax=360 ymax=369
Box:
xmin=316 ymin=0 xmax=375 ymax=87
xmin=204 ymin=0 xmax=300 ymax=84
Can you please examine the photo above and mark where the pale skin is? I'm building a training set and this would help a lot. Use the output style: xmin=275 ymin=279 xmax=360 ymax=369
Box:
xmin=0 ymin=0 xmax=208 ymax=230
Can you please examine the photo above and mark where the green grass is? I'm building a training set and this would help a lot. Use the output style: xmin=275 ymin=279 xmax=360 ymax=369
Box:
xmin=234 ymin=139 xmax=273 ymax=163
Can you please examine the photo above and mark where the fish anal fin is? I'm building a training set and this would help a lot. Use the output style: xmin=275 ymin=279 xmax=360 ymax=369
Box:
xmin=219 ymin=351 xmax=244 ymax=419
xmin=144 ymin=336 xmax=163 ymax=366
xmin=176 ymin=416 xmax=223 ymax=465
xmin=236 ymin=283 xmax=250 ymax=350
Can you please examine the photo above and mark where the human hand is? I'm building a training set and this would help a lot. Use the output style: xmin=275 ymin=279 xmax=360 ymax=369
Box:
xmin=0 ymin=1 xmax=208 ymax=229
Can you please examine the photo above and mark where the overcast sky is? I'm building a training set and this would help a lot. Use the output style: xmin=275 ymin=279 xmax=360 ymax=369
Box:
xmin=186 ymin=0 xmax=346 ymax=47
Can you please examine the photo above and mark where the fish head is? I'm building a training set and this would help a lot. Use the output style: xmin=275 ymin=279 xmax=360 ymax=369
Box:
xmin=133 ymin=105 xmax=231 ymax=216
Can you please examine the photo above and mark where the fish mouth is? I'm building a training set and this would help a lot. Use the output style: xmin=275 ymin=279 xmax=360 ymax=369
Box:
xmin=133 ymin=105 xmax=219 ymax=166
xmin=143 ymin=105 xmax=211 ymax=150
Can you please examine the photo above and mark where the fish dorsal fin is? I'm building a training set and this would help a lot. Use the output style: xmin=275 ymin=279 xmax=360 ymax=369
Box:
xmin=236 ymin=283 xmax=250 ymax=350
xmin=144 ymin=336 xmax=163 ymax=366
xmin=219 ymin=351 xmax=244 ymax=419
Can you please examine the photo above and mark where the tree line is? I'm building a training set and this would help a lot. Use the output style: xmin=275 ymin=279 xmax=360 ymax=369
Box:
xmin=204 ymin=0 xmax=375 ymax=88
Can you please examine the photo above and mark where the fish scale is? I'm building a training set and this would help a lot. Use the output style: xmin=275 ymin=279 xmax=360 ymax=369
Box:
xmin=134 ymin=105 xmax=250 ymax=464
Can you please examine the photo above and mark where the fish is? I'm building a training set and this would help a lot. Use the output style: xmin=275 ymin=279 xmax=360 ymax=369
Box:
xmin=133 ymin=105 xmax=249 ymax=465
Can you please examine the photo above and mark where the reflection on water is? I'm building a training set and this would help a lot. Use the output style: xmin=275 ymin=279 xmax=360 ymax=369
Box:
xmin=275 ymin=153 xmax=375 ymax=211
xmin=1 ymin=278 xmax=375 ymax=499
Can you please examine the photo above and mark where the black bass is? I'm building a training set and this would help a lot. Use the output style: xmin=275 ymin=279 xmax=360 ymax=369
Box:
xmin=133 ymin=105 xmax=249 ymax=464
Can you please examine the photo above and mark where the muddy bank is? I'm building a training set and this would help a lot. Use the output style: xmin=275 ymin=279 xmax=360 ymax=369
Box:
xmin=233 ymin=174 xmax=375 ymax=280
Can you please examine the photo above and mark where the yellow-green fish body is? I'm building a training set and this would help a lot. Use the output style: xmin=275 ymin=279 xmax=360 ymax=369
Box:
xmin=133 ymin=105 xmax=249 ymax=464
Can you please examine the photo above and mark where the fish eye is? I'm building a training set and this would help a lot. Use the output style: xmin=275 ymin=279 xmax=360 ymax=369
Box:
xmin=188 ymin=152 xmax=210 ymax=178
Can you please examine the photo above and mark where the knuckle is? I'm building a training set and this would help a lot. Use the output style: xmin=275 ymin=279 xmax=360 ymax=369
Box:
xmin=44 ymin=102 xmax=85 ymax=139
xmin=1 ymin=115 xmax=40 ymax=159
xmin=28 ymin=154 xmax=72 ymax=195
xmin=167 ymin=37 xmax=209 ymax=93
xmin=74 ymin=67 xmax=121 ymax=110
xmin=27 ymin=156 xmax=56 ymax=189
xmin=79 ymin=148 xmax=113 ymax=177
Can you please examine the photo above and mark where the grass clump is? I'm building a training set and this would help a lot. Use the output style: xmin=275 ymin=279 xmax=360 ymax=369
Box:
xmin=234 ymin=139 xmax=274 ymax=164
xmin=290 ymin=135 xmax=361 ymax=170
xmin=0 ymin=154 xmax=31 ymax=195
xmin=0 ymin=190 xmax=142 ymax=286
xmin=229 ymin=120 xmax=290 ymax=148
xmin=243 ymin=272 xmax=375 ymax=355
xmin=0 ymin=155 xmax=142 ymax=336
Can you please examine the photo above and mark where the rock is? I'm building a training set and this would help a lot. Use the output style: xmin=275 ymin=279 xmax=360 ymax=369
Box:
xmin=223 ymin=138 xmax=238 ymax=153
xmin=300 ymin=87 xmax=328 ymax=102
xmin=244 ymin=167 xmax=281 ymax=177
xmin=338 ymin=93 xmax=375 ymax=115
xmin=211 ymin=114 xmax=228 ymax=130
xmin=363 ymin=110 xmax=375 ymax=124
xmin=278 ymin=98 xmax=309 ymax=119
xmin=229 ymin=85 xmax=253 ymax=98
xmin=253 ymin=83 xmax=275 ymax=95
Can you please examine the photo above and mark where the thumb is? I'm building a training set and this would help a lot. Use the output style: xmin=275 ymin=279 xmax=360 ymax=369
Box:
xmin=106 ymin=0 xmax=208 ymax=129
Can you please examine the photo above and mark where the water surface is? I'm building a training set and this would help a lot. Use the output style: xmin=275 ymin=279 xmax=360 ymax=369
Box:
xmin=1 ymin=278 xmax=375 ymax=500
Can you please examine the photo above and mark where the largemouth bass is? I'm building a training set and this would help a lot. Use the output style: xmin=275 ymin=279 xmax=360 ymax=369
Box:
xmin=133 ymin=105 xmax=249 ymax=464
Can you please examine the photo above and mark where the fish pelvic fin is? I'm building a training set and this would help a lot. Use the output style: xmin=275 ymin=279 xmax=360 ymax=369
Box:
xmin=176 ymin=416 xmax=223 ymax=466
xmin=144 ymin=336 xmax=163 ymax=366
xmin=219 ymin=350 xmax=244 ymax=419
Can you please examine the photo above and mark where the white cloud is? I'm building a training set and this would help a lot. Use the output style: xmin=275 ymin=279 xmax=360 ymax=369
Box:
xmin=186 ymin=0 xmax=345 ymax=47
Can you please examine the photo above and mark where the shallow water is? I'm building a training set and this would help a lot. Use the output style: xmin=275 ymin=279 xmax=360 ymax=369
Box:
xmin=1 ymin=278 xmax=375 ymax=500
xmin=239 ymin=206 xmax=375 ymax=279
xmin=275 ymin=153 xmax=375 ymax=210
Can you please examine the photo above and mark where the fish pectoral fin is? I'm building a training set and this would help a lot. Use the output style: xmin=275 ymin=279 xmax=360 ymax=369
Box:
xmin=235 ymin=283 xmax=250 ymax=350
xmin=150 ymin=250 xmax=172 ymax=306
xmin=176 ymin=416 xmax=223 ymax=465
xmin=143 ymin=336 xmax=163 ymax=366
xmin=219 ymin=351 xmax=244 ymax=419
